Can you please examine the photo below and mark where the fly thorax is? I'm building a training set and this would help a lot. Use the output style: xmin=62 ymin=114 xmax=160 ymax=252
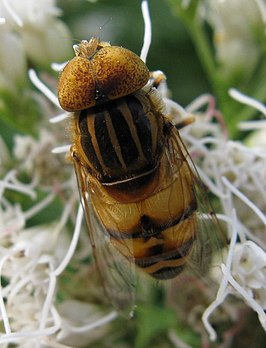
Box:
xmin=74 ymin=90 xmax=165 ymax=184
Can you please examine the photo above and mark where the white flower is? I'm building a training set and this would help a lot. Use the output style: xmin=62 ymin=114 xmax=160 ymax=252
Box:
xmin=56 ymin=301 xmax=116 ymax=347
xmin=0 ymin=168 xmax=84 ymax=346
xmin=232 ymin=241 xmax=266 ymax=305
xmin=205 ymin=0 xmax=264 ymax=78
xmin=0 ymin=199 xmax=59 ymax=343
xmin=207 ymin=0 xmax=262 ymax=36
xmin=0 ymin=202 xmax=25 ymax=245
xmin=246 ymin=128 xmax=266 ymax=148
xmin=203 ymin=140 xmax=265 ymax=235
xmin=0 ymin=0 xmax=72 ymax=85
xmin=189 ymin=90 xmax=266 ymax=340
xmin=21 ymin=18 xmax=72 ymax=66
xmin=0 ymin=29 xmax=27 ymax=91
xmin=160 ymin=82 xmax=266 ymax=340
xmin=13 ymin=128 xmax=72 ymax=188
xmin=0 ymin=0 xmax=61 ymax=28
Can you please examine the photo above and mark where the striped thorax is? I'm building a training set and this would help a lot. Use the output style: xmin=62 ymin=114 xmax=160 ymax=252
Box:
xmin=72 ymin=89 xmax=164 ymax=184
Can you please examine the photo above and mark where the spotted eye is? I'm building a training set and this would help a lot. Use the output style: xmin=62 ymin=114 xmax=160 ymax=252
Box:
xmin=58 ymin=38 xmax=150 ymax=112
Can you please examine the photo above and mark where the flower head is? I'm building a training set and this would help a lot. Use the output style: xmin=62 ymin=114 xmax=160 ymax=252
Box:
xmin=0 ymin=0 xmax=72 ymax=93
xmin=205 ymin=0 xmax=264 ymax=79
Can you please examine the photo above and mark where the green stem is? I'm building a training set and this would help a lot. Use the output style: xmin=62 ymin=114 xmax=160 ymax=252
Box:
xmin=168 ymin=1 xmax=266 ymax=139
xmin=182 ymin=17 xmax=238 ymax=135
xmin=187 ymin=20 xmax=217 ymax=88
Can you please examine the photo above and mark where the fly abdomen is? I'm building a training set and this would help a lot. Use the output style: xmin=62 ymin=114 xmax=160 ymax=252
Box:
xmin=109 ymin=205 xmax=198 ymax=280
xmin=86 ymin=117 xmax=200 ymax=280
xmin=134 ymin=238 xmax=194 ymax=279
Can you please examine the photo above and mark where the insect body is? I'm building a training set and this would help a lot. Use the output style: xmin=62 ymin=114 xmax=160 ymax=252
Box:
xmin=58 ymin=37 xmax=211 ymax=310
xmin=72 ymin=89 xmax=198 ymax=279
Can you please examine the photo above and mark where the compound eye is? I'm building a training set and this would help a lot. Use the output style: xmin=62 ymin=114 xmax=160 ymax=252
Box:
xmin=58 ymin=41 xmax=150 ymax=112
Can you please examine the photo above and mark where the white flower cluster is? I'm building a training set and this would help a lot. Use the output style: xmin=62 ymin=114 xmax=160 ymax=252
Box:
xmin=204 ymin=0 xmax=265 ymax=78
xmin=0 ymin=173 xmax=62 ymax=346
xmin=0 ymin=157 xmax=117 ymax=346
xmin=0 ymin=0 xmax=72 ymax=91
xmin=156 ymin=75 xmax=266 ymax=340
xmin=13 ymin=128 xmax=72 ymax=188
xmin=177 ymin=91 xmax=266 ymax=341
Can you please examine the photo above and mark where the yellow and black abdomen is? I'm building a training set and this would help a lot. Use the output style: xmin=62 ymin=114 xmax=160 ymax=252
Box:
xmin=88 ymin=134 xmax=198 ymax=280
xmin=73 ymin=87 xmax=199 ymax=280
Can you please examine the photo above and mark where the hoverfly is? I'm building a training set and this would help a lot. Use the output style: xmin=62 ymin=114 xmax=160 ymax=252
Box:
xmin=58 ymin=37 xmax=218 ymax=314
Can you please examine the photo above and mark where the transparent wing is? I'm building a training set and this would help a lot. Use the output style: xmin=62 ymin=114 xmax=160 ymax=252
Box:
xmin=72 ymin=154 xmax=137 ymax=317
xmin=166 ymin=125 xmax=225 ymax=277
